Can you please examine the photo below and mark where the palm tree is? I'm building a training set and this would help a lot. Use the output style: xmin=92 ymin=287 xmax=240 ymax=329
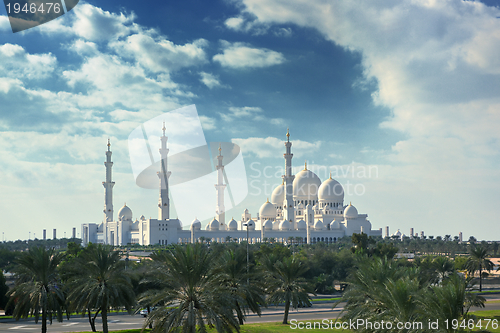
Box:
xmin=465 ymin=245 xmax=494 ymax=292
xmin=7 ymin=246 xmax=66 ymax=333
xmin=265 ymin=256 xmax=312 ymax=324
xmin=217 ymin=249 xmax=266 ymax=325
xmin=419 ymin=273 xmax=485 ymax=333
xmin=341 ymin=257 xmax=422 ymax=332
xmin=65 ymin=244 xmax=135 ymax=333
xmin=432 ymin=256 xmax=455 ymax=283
xmin=138 ymin=243 xmax=240 ymax=333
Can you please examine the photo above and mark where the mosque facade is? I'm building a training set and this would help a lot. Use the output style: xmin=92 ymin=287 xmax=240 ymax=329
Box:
xmin=81 ymin=129 xmax=382 ymax=246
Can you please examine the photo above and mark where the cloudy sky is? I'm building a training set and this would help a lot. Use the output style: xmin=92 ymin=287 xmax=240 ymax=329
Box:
xmin=0 ymin=0 xmax=499 ymax=241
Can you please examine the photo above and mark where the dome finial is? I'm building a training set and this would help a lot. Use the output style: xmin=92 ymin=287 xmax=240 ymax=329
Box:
xmin=286 ymin=128 xmax=290 ymax=141
xmin=349 ymin=201 xmax=352 ymax=206
xmin=107 ymin=138 xmax=111 ymax=151
xmin=218 ymin=143 xmax=222 ymax=155
xmin=329 ymin=171 xmax=332 ymax=179
xmin=282 ymin=178 xmax=284 ymax=185
xmin=304 ymin=160 xmax=307 ymax=171
xmin=266 ymin=197 xmax=269 ymax=203
xmin=162 ymin=122 xmax=166 ymax=135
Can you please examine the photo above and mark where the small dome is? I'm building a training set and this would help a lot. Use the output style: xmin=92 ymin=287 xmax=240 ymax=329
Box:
xmin=171 ymin=219 xmax=182 ymax=230
xmin=292 ymin=165 xmax=322 ymax=200
xmin=227 ymin=218 xmax=238 ymax=231
xmin=210 ymin=218 xmax=219 ymax=230
xmin=272 ymin=220 xmax=280 ymax=230
xmin=190 ymin=218 xmax=201 ymax=230
xmin=318 ymin=176 xmax=344 ymax=202
xmin=392 ymin=229 xmax=402 ymax=237
xmin=244 ymin=208 xmax=249 ymax=213
xmin=313 ymin=203 xmax=319 ymax=210
xmin=314 ymin=220 xmax=324 ymax=230
xmin=330 ymin=220 xmax=340 ymax=229
xmin=263 ymin=219 xmax=273 ymax=230
xmin=243 ymin=220 xmax=255 ymax=230
xmin=279 ymin=219 xmax=290 ymax=231
xmin=205 ymin=223 xmax=210 ymax=230
xmin=259 ymin=199 xmax=276 ymax=219
xmin=118 ymin=204 xmax=132 ymax=221
xmin=271 ymin=183 xmax=285 ymax=206
xmin=140 ymin=215 xmax=146 ymax=221
xmin=297 ymin=219 xmax=306 ymax=230
xmin=297 ymin=202 xmax=305 ymax=209
xmin=344 ymin=203 xmax=358 ymax=219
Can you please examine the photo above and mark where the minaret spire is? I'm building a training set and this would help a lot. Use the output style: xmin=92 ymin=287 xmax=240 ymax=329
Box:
xmin=158 ymin=123 xmax=171 ymax=220
xmin=102 ymin=139 xmax=115 ymax=243
xmin=282 ymin=128 xmax=295 ymax=228
xmin=215 ymin=144 xmax=227 ymax=229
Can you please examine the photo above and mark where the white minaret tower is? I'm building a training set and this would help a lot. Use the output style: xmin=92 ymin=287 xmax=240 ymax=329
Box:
xmin=282 ymin=129 xmax=296 ymax=228
xmin=158 ymin=122 xmax=171 ymax=220
xmin=215 ymin=144 xmax=227 ymax=230
xmin=103 ymin=139 xmax=115 ymax=223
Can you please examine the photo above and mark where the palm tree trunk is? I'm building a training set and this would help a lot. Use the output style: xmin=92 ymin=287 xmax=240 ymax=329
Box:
xmin=235 ymin=302 xmax=244 ymax=325
xmin=42 ymin=309 xmax=47 ymax=333
xmin=283 ymin=300 xmax=290 ymax=324
xmin=479 ymin=265 xmax=482 ymax=292
xmin=88 ymin=308 xmax=96 ymax=332
xmin=102 ymin=305 xmax=108 ymax=333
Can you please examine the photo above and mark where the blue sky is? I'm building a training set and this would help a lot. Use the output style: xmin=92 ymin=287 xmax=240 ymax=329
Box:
xmin=0 ymin=0 xmax=499 ymax=241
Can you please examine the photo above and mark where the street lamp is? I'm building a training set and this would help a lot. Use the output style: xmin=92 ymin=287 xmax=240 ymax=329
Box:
xmin=243 ymin=222 xmax=250 ymax=285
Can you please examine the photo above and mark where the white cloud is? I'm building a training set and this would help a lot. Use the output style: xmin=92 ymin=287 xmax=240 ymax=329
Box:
xmin=225 ymin=17 xmax=245 ymax=30
xmin=199 ymin=72 xmax=229 ymax=89
xmin=232 ymin=136 xmax=321 ymax=158
xmin=199 ymin=115 xmax=216 ymax=130
xmin=0 ymin=15 xmax=10 ymax=32
xmin=219 ymin=106 xmax=284 ymax=125
xmin=0 ymin=44 xmax=57 ymax=79
xmin=224 ymin=16 xmax=269 ymax=35
xmin=110 ymin=35 xmax=208 ymax=73
xmin=70 ymin=4 xmax=137 ymax=41
xmin=213 ymin=41 xmax=285 ymax=69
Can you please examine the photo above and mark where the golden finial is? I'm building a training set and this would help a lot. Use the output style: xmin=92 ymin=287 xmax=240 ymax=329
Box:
xmin=304 ymin=160 xmax=307 ymax=171
xmin=266 ymin=197 xmax=270 ymax=203
xmin=219 ymin=143 xmax=222 ymax=155
xmin=349 ymin=202 xmax=352 ymax=206
xmin=282 ymin=178 xmax=284 ymax=185
xmin=286 ymin=128 xmax=290 ymax=139
xmin=162 ymin=121 xmax=166 ymax=131
xmin=329 ymin=172 xmax=332 ymax=179
xmin=107 ymin=138 xmax=111 ymax=151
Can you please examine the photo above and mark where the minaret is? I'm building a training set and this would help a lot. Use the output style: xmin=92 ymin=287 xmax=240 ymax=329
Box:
xmin=215 ymin=144 xmax=227 ymax=229
xmin=282 ymin=128 xmax=296 ymax=228
xmin=103 ymin=139 xmax=115 ymax=223
xmin=158 ymin=123 xmax=171 ymax=220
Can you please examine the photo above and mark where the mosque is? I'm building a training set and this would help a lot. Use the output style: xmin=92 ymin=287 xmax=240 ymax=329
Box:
xmin=81 ymin=128 xmax=382 ymax=246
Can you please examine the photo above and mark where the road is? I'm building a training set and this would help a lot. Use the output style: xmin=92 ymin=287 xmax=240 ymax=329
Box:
xmin=1 ymin=295 xmax=499 ymax=333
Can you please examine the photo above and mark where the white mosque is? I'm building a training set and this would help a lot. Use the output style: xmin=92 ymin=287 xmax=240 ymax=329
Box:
xmin=81 ymin=128 xmax=382 ymax=246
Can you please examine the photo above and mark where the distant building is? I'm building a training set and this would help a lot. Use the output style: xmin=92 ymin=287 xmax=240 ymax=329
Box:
xmin=82 ymin=129 xmax=382 ymax=246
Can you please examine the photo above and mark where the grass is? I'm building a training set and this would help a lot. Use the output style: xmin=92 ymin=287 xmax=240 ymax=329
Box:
xmin=311 ymin=297 xmax=341 ymax=302
xmin=71 ymin=322 xmax=354 ymax=333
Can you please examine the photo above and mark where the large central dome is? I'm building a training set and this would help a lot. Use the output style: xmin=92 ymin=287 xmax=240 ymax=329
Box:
xmin=293 ymin=165 xmax=321 ymax=201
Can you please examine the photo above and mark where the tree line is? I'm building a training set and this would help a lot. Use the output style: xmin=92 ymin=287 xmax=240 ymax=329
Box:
xmin=1 ymin=235 xmax=498 ymax=333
